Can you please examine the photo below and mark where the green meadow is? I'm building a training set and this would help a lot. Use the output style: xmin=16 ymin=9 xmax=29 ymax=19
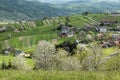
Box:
xmin=0 ymin=70 xmax=120 ymax=80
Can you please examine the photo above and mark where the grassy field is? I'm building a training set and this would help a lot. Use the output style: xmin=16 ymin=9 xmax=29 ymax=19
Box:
xmin=0 ymin=55 xmax=34 ymax=68
xmin=103 ymin=47 xmax=120 ymax=56
xmin=70 ymin=14 xmax=93 ymax=27
xmin=1 ymin=14 xmax=113 ymax=41
xmin=0 ymin=70 xmax=120 ymax=80
xmin=87 ymin=14 xmax=120 ymax=22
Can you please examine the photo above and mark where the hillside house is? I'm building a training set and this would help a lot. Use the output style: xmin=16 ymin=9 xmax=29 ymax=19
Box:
xmin=14 ymin=50 xmax=25 ymax=56
xmin=0 ymin=27 xmax=6 ymax=33
xmin=111 ymin=13 xmax=120 ymax=16
xmin=2 ymin=49 xmax=10 ymax=55
xmin=59 ymin=26 xmax=69 ymax=38
xmin=13 ymin=50 xmax=31 ymax=58
xmin=96 ymin=27 xmax=107 ymax=33
xmin=102 ymin=39 xmax=120 ymax=48
xmin=112 ymin=34 xmax=120 ymax=39
xmin=100 ymin=20 xmax=119 ymax=26
xmin=101 ymin=34 xmax=120 ymax=48
xmin=59 ymin=25 xmax=76 ymax=38
xmin=2 ymin=47 xmax=15 ymax=55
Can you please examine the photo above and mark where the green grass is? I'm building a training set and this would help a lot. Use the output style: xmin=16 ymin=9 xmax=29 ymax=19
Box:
xmin=87 ymin=14 xmax=120 ymax=22
xmin=0 ymin=55 xmax=15 ymax=64
xmin=57 ymin=36 xmax=76 ymax=45
xmin=0 ymin=32 xmax=10 ymax=41
xmin=1 ymin=34 xmax=57 ymax=50
xmin=69 ymin=15 xmax=93 ymax=27
xmin=10 ymin=25 xmax=58 ymax=38
xmin=0 ymin=55 xmax=34 ymax=68
xmin=103 ymin=47 xmax=119 ymax=56
xmin=0 ymin=70 xmax=120 ymax=80
xmin=24 ymin=47 xmax=36 ymax=54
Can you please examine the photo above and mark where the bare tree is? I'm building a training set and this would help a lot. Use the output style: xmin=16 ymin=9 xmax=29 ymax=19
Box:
xmin=82 ymin=44 xmax=103 ymax=71
xmin=33 ymin=40 xmax=57 ymax=70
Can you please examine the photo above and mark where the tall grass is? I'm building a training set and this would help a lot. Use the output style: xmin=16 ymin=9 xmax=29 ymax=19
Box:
xmin=0 ymin=70 xmax=120 ymax=80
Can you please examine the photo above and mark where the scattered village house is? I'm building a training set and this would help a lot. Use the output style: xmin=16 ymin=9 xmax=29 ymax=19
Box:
xmin=14 ymin=50 xmax=25 ymax=56
xmin=59 ymin=26 xmax=75 ymax=38
xmin=100 ymin=20 xmax=119 ymax=26
xmin=101 ymin=34 xmax=120 ymax=48
xmin=59 ymin=26 xmax=69 ymax=38
xmin=14 ymin=50 xmax=31 ymax=58
xmin=111 ymin=13 xmax=120 ymax=16
xmin=96 ymin=27 xmax=107 ymax=33
xmin=0 ymin=27 xmax=6 ymax=33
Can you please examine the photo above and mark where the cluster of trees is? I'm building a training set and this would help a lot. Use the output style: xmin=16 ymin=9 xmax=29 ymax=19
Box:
xmin=1 ymin=40 xmax=120 ymax=71
xmin=33 ymin=40 xmax=120 ymax=71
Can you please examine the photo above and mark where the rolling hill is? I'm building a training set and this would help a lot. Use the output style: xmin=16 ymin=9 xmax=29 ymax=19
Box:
xmin=1 ymin=13 xmax=120 ymax=50
xmin=52 ymin=0 xmax=120 ymax=14
xmin=0 ymin=0 xmax=70 ymax=21
xmin=0 ymin=0 xmax=120 ymax=21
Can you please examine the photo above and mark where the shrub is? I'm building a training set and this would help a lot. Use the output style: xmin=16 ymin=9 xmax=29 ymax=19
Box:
xmin=82 ymin=44 xmax=103 ymax=71
xmin=105 ymin=55 xmax=120 ymax=71
xmin=77 ymin=31 xmax=86 ymax=41
xmin=13 ymin=56 xmax=30 ymax=70
xmin=57 ymin=49 xmax=81 ymax=71
xmin=0 ymin=59 xmax=13 ymax=70
xmin=75 ymin=44 xmax=89 ymax=64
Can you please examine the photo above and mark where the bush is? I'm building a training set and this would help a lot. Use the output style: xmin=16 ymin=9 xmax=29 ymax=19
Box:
xmin=57 ymin=49 xmax=81 ymax=71
xmin=82 ymin=44 xmax=103 ymax=71
xmin=33 ymin=40 xmax=80 ymax=71
xmin=77 ymin=31 xmax=86 ymax=41
xmin=0 ymin=59 xmax=13 ymax=70
xmin=105 ymin=55 xmax=120 ymax=71
xmin=13 ymin=56 xmax=30 ymax=70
